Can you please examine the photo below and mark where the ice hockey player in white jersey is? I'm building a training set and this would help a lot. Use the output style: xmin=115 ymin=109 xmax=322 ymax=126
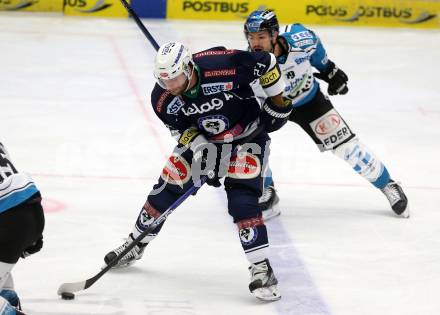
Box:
xmin=0 ymin=142 xmax=45 ymax=315
xmin=245 ymin=10 xmax=409 ymax=219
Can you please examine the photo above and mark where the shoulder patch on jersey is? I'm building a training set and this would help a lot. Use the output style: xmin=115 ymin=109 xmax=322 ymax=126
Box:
xmin=194 ymin=49 xmax=235 ymax=58
xmin=259 ymin=66 xmax=281 ymax=88
xmin=166 ymin=96 xmax=185 ymax=115
xmin=156 ymin=90 xmax=172 ymax=113
xmin=203 ymin=69 xmax=237 ymax=78
xmin=295 ymin=39 xmax=314 ymax=47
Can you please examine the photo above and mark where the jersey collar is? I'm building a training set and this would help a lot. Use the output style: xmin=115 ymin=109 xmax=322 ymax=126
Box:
xmin=183 ymin=64 xmax=201 ymax=99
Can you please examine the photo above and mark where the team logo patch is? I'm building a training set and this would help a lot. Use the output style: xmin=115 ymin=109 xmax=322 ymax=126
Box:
xmin=201 ymin=82 xmax=233 ymax=95
xmin=161 ymin=154 xmax=191 ymax=186
xmin=139 ymin=208 xmax=155 ymax=228
xmin=239 ymin=227 xmax=258 ymax=246
xmin=167 ymin=96 xmax=185 ymax=115
xmin=227 ymin=153 xmax=261 ymax=179
xmin=310 ymin=109 xmax=353 ymax=149
xmin=198 ymin=115 xmax=229 ymax=135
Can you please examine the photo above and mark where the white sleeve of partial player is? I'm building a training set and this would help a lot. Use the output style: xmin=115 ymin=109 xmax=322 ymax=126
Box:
xmin=259 ymin=53 xmax=285 ymax=97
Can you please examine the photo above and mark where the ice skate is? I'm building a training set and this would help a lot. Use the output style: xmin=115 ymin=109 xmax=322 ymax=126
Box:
xmin=259 ymin=186 xmax=281 ymax=221
xmin=104 ymin=233 xmax=148 ymax=268
xmin=381 ymin=180 xmax=409 ymax=218
xmin=248 ymin=259 xmax=281 ymax=301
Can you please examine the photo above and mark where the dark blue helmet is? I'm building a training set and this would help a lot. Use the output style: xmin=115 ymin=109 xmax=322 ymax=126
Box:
xmin=244 ymin=10 xmax=279 ymax=36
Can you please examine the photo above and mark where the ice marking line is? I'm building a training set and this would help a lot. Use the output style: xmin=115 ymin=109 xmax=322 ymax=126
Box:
xmin=108 ymin=35 xmax=168 ymax=158
xmin=267 ymin=218 xmax=332 ymax=315
xmin=41 ymin=198 xmax=66 ymax=213
xmin=214 ymin=190 xmax=332 ymax=315
xmin=29 ymin=173 xmax=440 ymax=191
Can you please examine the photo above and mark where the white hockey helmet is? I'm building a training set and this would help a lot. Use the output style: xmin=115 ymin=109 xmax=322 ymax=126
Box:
xmin=153 ymin=42 xmax=194 ymax=88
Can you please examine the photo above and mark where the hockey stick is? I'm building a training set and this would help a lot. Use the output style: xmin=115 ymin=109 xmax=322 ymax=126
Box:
xmin=57 ymin=125 xmax=264 ymax=295
xmin=119 ymin=0 xmax=160 ymax=51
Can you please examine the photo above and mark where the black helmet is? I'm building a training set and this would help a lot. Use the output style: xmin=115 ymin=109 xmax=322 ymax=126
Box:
xmin=244 ymin=10 xmax=279 ymax=37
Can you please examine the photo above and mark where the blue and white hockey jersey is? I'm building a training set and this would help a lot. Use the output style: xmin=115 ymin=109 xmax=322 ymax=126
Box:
xmin=253 ymin=23 xmax=332 ymax=107
xmin=0 ymin=143 xmax=39 ymax=214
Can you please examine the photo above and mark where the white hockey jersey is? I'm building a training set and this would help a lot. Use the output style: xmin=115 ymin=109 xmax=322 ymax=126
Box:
xmin=0 ymin=143 xmax=39 ymax=214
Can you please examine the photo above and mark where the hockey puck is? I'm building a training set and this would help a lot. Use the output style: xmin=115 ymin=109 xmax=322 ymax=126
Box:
xmin=61 ymin=292 xmax=75 ymax=300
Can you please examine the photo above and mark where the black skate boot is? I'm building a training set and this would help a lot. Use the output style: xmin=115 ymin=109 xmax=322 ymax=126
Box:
xmin=381 ymin=180 xmax=409 ymax=218
xmin=258 ymin=186 xmax=280 ymax=221
xmin=104 ymin=233 xmax=148 ymax=268
xmin=248 ymin=259 xmax=281 ymax=301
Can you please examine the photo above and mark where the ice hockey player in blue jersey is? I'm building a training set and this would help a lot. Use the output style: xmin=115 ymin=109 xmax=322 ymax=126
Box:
xmin=104 ymin=42 xmax=293 ymax=301
xmin=0 ymin=142 xmax=45 ymax=315
xmin=245 ymin=10 xmax=409 ymax=220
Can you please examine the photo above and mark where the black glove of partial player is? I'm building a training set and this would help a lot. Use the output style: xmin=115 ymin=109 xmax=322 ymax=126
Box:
xmin=314 ymin=60 xmax=349 ymax=96
xmin=260 ymin=97 xmax=293 ymax=133
xmin=21 ymin=236 xmax=43 ymax=258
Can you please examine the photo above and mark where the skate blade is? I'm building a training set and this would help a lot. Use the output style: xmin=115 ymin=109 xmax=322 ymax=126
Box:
xmin=252 ymin=285 xmax=281 ymax=302
xmin=398 ymin=204 xmax=410 ymax=219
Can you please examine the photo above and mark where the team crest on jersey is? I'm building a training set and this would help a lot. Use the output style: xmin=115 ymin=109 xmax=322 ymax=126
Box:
xmin=239 ymin=227 xmax=258 ymax=245
xmin=166 ymin=96 xmax=185 ymax=115
xmin=198 ymin=115 xmax=229 ymax=135
xmin=228 ymin=153 xmax=261 ymax=179
xmin=201 ymin=82 xmax=233 ymax=95
xmin=310 ymin=109 xmax=353 ymax=149
xmin=161 ymin=154 xmax=190 ymax=186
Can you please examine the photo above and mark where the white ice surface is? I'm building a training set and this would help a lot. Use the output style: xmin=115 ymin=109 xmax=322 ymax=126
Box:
xmin=1 ymin=12 xmax=440 ymax=315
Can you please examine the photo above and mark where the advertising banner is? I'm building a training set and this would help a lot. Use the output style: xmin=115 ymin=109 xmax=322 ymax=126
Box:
xmin=0 ymin=0 xmax=63 ymax=11
xmin=166 ymin=0 xmax=440 ymax=28
xmin=63 ymin=0 xmax=128 ymax=17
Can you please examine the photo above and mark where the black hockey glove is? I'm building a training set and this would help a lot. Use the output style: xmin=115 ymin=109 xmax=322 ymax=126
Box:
xmin=21 ymin=236 xmax=43 ymax=258
xmin=314 ymin=60 xmax=349 ymax=96
xmin=260 ymin=98 xmax=293 ymax=133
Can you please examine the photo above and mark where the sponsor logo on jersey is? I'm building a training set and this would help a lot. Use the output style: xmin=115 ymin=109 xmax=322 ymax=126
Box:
xmin=167 ymin=96 xmax=185 ymax=115
xmin=201 ymin=82 xmax=233 ymax=95
xmin=294 ymin=57 xmax=309 ymax=65
xmin=182 ymin=1 xmax=248 ymax=14
xmin=259 ymin=66 xmax=281 ymax=88
xmin=181 ymin=98 xmax=224 ymax=116
xmin=178 ymin=128 xmax=200 ymax=146
xmin=227 ymin=152 xmax=260 ymax=179
xmin=203 ymin=68 xmax=236 ymax=77
xmin=314 ymin=113 xmax=341 ymax=135
xmin=295 ymin=39 xmax=314 ymax=47
xmin=291 ymin=31 xmax=314 ymax=41
xmin=156 ymin=90 xmax=172 ymax=113
xmin=194 ymin=50 xmax=235 ymax=58
xmin=310 ymin=109 xmax=353 ymax=149
xmin=198 ymin=115 xmax=229 ymax=135
xmin=161 ymin=154 xmax=191 ymax=186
